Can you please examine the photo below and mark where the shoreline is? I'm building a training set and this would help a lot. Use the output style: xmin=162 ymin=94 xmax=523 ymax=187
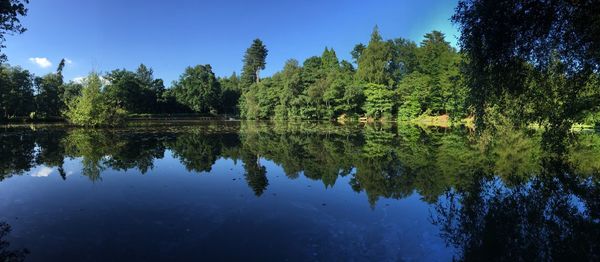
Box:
xmin=1 ymin=115 xmax=596 ymax=132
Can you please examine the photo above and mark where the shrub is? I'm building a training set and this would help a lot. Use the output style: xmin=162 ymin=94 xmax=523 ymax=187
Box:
xmin=64 ymin=73 xmax=127 ymax=127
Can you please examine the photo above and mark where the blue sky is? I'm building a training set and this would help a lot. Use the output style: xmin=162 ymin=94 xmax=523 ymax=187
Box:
xmin=4 ymin=0 xmax=459 ymax=85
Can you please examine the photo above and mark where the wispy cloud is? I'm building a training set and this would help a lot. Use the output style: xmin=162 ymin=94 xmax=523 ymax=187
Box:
xmin=29 ymin=57 xmax=53 ymax=68
xmin=65 ymin=58 xmax=73 ymax=64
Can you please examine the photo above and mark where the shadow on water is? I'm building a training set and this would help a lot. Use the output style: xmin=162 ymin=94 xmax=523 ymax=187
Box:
xmin=1 ymin=121 xmax=600 ymax=260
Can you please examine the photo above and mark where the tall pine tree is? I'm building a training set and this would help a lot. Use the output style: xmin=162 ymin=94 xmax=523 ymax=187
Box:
xmin=241 ymin=39 xmax=268 ymax=88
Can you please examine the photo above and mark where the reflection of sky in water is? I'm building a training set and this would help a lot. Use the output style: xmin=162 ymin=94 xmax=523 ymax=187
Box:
xmin=0 ymin=150 xmax=454 ymax=261
xmin=29 ymin=166 xmax=53 ymax=177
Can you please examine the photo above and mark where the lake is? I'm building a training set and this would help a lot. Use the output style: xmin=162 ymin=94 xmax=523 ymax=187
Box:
xmin=0 ymin=121 xmax=599 ymax=261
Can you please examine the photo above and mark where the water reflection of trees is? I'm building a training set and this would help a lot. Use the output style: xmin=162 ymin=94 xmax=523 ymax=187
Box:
xmin=431 ymin=124 xmax=600 ymax=261
xmin=0 ymin=127 xmax=36 ymax=181
xmin=167 ymin=130 xmax=224 ymax=173
xmin=0 ymin=222 xmax=28 ymax=262
xmin=433 ymin=158 xmax=600 ymax=261
xmin=2 ymin=122 xmax=600 ymax=259
xmin=2 ymin=122 xmax=600 ymax=204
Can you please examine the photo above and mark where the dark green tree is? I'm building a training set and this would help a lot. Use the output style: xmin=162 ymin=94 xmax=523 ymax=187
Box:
xmin=356 ymin=26 xmax=393 ymax=85
xmin=105 ymin=69 xmax=150 ymax=113
xmin=135 ymin=64 xmax=165 ymax=113
xmin=218 ymin=72 xmax=241 ymax=115
xmin=34 ymin=73 xmax=63 ymax=118
xmin=34 ymin=61 xmax=68 ymax=118
xmin=301 ymin=56 xmax=326 ymax=119
xmin=0 ymin=65 xmax=33 ymax=119
xmin=135 ymin=64 xmax=154 ymax=88
xmin=171 ymin=64 xmax=221 ymax=114
xmin=388 ymin=38 xmax=418 ymax=82
xmin=241 ymin=39 xmax=268 ymax=87
xmin=351 ymin=43 xmax=366 ymax=65
xmin=321 ymin=47 xmax=339 ymax=72
xmin=101 ymin=65 xmax=165 ymax=114
xmin=453 ymin=0 xmax=600 ymax=134
xmin=417 ymin=31 xmax=460 ymax=114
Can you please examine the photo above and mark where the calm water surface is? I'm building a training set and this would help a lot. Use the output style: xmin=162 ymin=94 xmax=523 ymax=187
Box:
xmin=0 ymin=121 xmax=599 ymax=261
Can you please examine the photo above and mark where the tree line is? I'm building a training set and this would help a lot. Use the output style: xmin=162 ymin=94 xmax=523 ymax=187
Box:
xmin=0 ymin=62 xmax=241 ymax=125
xmin=238 ymin=29 xmax=466 ymax=121
xmin=0 ymin=27 xmax=465 ymax=126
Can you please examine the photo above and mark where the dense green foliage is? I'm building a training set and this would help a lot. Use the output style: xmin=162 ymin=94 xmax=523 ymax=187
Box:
xmin=104 ymin=64 xmax=165 ymax=114
xmin=34 ymin=73 xmax=63 ymax=118
xmin=356 ymin=27 xmax=393 ymax=85
xmin=238 ymin=28 xmax=467 ymax=121
xmin=217 ymin=72 xmax=241 ymax=114
xmin=453 ymin=0 xmax=600 ymax=135
xmin=0 ymin=65 xmax=33 ymax=118
xmin=0 ymin=62 xmax=237 ymax=123
xmin=170 ymin=64 xmax=221 ymax=114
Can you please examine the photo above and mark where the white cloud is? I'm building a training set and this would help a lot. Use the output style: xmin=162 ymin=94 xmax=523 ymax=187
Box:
xmin=72 ymin=76 xmax=85 ymax=83
xmin=31 ymin=166 xmax=53 ymax=177
xmin=72 ymin=75 xmax=109 ymax=85
xmin=29 ymin=57 xmax=53 ymax=68
xmin=65 ymin=58 xmax=73 ymax=64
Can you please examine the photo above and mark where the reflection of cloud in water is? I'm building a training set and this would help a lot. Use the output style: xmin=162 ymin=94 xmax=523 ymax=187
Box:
xmin=62 ymin=158 xmax=82 ymax=177
xmin=30 ymin=166 xmax=53 ymax=177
